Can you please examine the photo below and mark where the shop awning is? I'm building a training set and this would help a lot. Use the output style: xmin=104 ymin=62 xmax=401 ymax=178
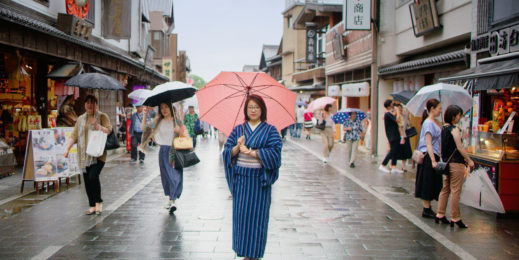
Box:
xmin=47 ymin=63 xmax=80 ymax=78
xmin=379 ymin=50 xmax=468 ymax=76
xmin=439 ymin=58 xmax=519 ymax=91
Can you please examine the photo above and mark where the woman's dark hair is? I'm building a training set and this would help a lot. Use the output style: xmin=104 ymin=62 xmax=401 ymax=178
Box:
xmin=324 ymin=104 xmax=332 ymax=112
xmin=383 ymin=99 xmax=393 ymax=108
xmin=421 ymin=98 xmax=441 ymax=125
xmin=444 ymin=105 xmax=463 ymax=125
xmin=158 ymin=102 xmax=174 ymax=119
xmin=85 ymin=95 xmax=98 ymax=104
xmin=244 ymin=94 xmax=267 ymax=122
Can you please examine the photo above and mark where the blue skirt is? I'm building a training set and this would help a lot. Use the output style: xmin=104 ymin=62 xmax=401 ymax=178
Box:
xmin=159 ymin=145 xmax=183 ymax=200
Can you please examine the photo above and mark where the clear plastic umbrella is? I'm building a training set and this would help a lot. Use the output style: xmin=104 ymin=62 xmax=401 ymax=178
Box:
xmin=128 ymin=89 xmax=151 ymax=102
xmin=405 ymin=83 xmax=472 ymax=116
xmin=460 ymin=168 xmax=505 ymax=213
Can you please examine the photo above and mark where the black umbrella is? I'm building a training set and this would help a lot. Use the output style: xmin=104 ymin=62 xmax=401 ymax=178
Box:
xmin=64 ymin=73 xmax=125 ymax=90
xmin=390 ymin=90 xmax=415 ymax=104
xmin=142 ymin=81 xmax=197 ymax=107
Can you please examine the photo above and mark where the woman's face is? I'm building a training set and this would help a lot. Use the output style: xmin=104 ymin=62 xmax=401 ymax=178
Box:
xmin=160 ymin=103 xmax=171 ymax=117
xmin=431 ymin=104 xmax=442 ymax=117
xmin=453 ymin=113 xmax=462 ymax=124
xmin=350 ymin=112 xmax=357 ymax=121
xmin=246 ymin=100 xmax=261 ymax=122
xmin=84 ymin=100 xmax=96 ymax=114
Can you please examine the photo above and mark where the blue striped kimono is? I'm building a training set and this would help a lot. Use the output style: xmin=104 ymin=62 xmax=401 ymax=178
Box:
xmin=223 ymin=121 xmax=282 ymax=258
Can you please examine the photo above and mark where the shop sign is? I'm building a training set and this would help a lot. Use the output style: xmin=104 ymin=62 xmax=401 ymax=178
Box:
xmin=327 ymin=85 xmax=341 ymax=96
xmin=344 ymin=0 xmax=371 ymax=30
xmin=409 ymin=0 xmax=441 ymax=37
xmin=162 ymin=58 xmax=173 ymax=81
xmin=306 ymin=25 xmax=317 ymax=63
xmin=341 ymin=82 xmax=370 ymax=97
xmin=102 ymin=0 xmax=131 ymax=39
xmin=482 ymin=24 xmax=519 ymax=56
xmin=332 ymin=29 xmax=346 ymax=60
xmin=56 ymin=13 xmax=93 ymax=40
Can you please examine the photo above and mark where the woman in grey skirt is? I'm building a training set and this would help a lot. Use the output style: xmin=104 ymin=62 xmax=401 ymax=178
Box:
xmin=141 ymin=102 xmax=187 ymax=214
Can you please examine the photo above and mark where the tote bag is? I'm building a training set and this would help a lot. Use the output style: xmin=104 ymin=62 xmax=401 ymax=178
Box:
xmin=86 ymin=130 xmax=107 ymax=157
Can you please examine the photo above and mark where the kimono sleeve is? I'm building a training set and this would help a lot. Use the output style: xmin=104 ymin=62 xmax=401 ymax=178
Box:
xmin=257 ymin=125 xmax=282 ymax=186
xmin=222 ymin=126 xmax=240 ymax=193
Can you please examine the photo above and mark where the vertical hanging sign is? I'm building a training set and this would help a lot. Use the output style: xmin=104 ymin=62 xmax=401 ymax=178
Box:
xmin=344 ymin=0 xmax=371 ymax=30
xmin=102 ymin=0 xmax=131 ymax=39
xmin=162 ymin=58 xmax=173 ymax=81
xmin=306 ymin=25 xmax=317 ymax=63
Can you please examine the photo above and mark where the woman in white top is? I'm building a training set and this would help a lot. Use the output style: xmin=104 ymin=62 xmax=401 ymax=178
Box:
xmin=319 ymin=104 xmax=335 ymax=163
xmin=141 ymin=102 xmax=187 ymax=214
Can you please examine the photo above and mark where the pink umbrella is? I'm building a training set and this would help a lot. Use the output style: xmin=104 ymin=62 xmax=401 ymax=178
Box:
xmin=307 ymin=96 xmax=336 ymax=112
xmin=196 ymin=72 xmax=296 ymax=136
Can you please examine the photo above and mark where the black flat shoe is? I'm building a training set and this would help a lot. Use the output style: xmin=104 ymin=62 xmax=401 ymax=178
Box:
xmin=350 ymin=163 xmax=355 ymax=168
xmin=451 ymin=219 xmax=468 ymax=228
xmin=421 ymin=208 xmax=435 ymax=219
xmin=85 ymin=210 xmax=96 ymax=215
xmin=169 ymin=205 xmax=177 ymax=215
xmin=435 ymin=216 xmax=450 ymax=224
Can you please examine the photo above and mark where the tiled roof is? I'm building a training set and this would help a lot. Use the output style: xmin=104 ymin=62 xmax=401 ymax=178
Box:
xmin=378 ymin=50 xmax=467 ymax=76
xmin=0 ymin=5 xmax=168 ymax=81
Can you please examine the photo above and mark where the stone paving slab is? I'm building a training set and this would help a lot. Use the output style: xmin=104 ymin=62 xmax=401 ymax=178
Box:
xmin=47 ymin=137 xmax=459 ymax=259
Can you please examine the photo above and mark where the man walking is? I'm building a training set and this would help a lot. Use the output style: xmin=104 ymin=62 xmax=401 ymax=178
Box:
xmin=184 ymin=106 xmax=199 ymax=148
xmin=129 ymin=103 xmax=148 ymax=163
xmin=379 ymin=100 xmax=403 ymax=173
xmin=295 ymin=105 xmax=305 ymax=138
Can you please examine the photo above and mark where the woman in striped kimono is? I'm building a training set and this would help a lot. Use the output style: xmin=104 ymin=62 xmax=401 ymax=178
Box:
xmin=223 ymin=94 xmax=282 ymax=259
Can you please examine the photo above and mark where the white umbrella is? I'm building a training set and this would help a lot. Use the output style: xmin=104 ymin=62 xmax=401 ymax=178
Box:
xmin=128 ymin=89 xmax=151 ymax=102
xmin=460 ymin=168 xmax=505 ymax=213
xmin=182 ymin=95 xmax=199 ymax=113
xmin=405 ymin=83 xmax=472 ymax=116
xmin=143 ymin=81 xmax=197 ymax=107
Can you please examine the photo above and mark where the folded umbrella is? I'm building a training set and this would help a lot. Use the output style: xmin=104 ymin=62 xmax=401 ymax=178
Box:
xmin=460 ymin=168 xmax=505 ymax=213
xmin=196 ymin=71 xmax=296 ymax=137
xmin=405 ymin=83 xmax=472 ymax=116
xmin=65 ymin=72 xmax=125 ymax=90
xmin=142 ymin=81 xmax=197 ymax=107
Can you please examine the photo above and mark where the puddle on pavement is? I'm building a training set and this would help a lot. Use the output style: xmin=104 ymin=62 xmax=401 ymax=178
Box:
xmin=370 ymin=186 xmax=409 ymax=195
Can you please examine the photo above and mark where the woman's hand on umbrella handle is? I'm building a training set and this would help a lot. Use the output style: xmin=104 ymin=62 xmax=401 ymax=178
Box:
xmin=468 ymin=160 xmax=475 ymax=168
xmin=239 ymin=144 xmax=249 ymax=154
xmin=237 ymin=135 xmax=245 ymax=146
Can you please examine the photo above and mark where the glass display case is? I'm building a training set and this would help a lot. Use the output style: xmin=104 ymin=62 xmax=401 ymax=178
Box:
xmin=470 ymin=131 xmax=519 ymax=161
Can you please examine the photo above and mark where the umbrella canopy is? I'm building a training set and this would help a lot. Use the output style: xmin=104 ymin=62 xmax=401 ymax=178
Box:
xmin=405 ymin=83 xmax=472 ymax=116
xmin=142 ymin=81 xmax=197 ymax=107
xmin=128 ymin=89 xmax=151 ymax=102
xmin=460 ymin=168 xmax=505 ymax=213
xmin=390 ymin=90 xmax=415 ymax=104
xmin=307 ymin=97 xmax=336 ymax=112
xmin=65 ymin=72 xmax=125 ymax=90
xmin=296 ymin=100 xmax=307 ymax=106
xmin=332 ymin=108 xmax=366 ymax=124
xmin=196 ymin=71 xmax=296 ymax=136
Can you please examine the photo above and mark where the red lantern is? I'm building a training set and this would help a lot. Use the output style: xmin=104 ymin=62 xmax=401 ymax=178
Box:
xmin=66 ymin=0 xmax=90 ymax=19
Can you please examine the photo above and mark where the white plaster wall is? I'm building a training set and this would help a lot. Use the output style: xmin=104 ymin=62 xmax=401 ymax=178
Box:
xmin=11 ymin=0 xmax=66 ymax=18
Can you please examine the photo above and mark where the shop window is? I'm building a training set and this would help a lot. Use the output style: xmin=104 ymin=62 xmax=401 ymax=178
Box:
xmin=85 ymin=0 xmax=95 ymax=25
xmin=490 ymin=0 xmax=519 ymax=27
xmin=287 ymin=16 xmax=293 ymax=29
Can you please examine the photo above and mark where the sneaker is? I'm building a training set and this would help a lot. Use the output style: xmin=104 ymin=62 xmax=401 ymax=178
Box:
xmin=350 ymin=163 xmax=355 ymax=168
xmin=323 ymin=158 xmax=328 ymax=164
xmin=378 ymin=165 xmax=390 ymax=173
xmin=139 ymin=159 xmax=144 ymax=164
xmin=130 ymin=159 xmax=137 ymax=163
xmin=390 ymin=168 xmax=403 ymax=174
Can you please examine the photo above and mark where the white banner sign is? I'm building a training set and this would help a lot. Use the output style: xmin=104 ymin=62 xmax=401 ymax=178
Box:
xmin=327 ymin=85 xmax=341 ymax=96
xmin=342 ymin=82 xmax=370 ymax=97
xmin=344 ymin=0 xmax=371 ymax=30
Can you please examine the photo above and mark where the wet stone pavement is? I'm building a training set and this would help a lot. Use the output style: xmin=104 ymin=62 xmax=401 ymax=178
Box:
xmin=0 ymin=135 xmax=515 ymax=259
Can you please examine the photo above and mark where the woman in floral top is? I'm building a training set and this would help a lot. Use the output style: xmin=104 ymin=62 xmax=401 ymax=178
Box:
xmin=343 ymin=112 xmax=364 ymax=168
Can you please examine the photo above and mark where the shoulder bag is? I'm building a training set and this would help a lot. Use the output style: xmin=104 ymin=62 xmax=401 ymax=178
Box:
xmin=105 ymin=129 xmax=120 ymax=150
xmin=405 ymin=126 xmax=417 ymax=138
xmin=434 ymin=125 xmax=456 ymax=175
xmin=315 ymin=119 xmax=326 ymax=130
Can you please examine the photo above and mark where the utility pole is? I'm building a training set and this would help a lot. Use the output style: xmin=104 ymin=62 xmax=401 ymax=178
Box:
xmin=370 ymin=0 xmax=378 ymax=156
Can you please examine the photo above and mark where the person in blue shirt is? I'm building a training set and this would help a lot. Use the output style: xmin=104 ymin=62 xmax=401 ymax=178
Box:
xmin=129 ymin=103 xmax=149 ymax=163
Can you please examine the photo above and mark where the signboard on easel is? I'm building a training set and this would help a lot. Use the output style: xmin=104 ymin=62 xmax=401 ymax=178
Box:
xmin=21 ymin=128 xmax=80 ymax=192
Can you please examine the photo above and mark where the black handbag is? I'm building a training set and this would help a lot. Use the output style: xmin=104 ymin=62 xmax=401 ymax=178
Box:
xmin=405 ymin=126 xmax=417 ymax=138
xmin=105 ymin=129 xmax=120 ymax=150
xmin=434 ymin=150 xmax=456 ymax=175
xmin=315 ymin=120 xmax=326 ymax=130
xmin=173 ymin=149 xmax=200 ymax=169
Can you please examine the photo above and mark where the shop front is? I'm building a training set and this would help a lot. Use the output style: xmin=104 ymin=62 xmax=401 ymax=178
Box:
xmin=440 ymin=58 xmax=519 ymax=212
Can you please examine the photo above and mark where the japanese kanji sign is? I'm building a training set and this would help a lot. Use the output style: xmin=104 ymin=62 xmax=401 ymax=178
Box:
xmin=344 ymin=0 xmax=371 ymax=30
xmin=306 ymin=25 xmax=317 ymax=63
xmin=409 ymin=0 xmax=441 ymax=37
xmin=162 ymin=58 xmax=173 ymax=81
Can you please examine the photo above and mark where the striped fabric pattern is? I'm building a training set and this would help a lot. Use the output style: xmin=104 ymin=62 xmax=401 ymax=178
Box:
xmin=223 ymin=122 xmax=282 ymax=258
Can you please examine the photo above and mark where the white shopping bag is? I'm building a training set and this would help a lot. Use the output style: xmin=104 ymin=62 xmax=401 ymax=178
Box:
xmin=86 ymin=130 xmax=107 ymax=157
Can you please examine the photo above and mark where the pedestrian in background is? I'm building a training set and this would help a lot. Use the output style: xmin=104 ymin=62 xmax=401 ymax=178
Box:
xmin=343 ymin=111 xmax=364 ymax=168
xmin=415 ymin=98 xmax=443 ymax=219
xmin=184 ymin=105 xmax=199 ymax=148
xmin=435 ymin=105 xmax=474 ymax=228
xmin=115 ymin=101 xmax=126 ymax=142
xmin=64 ymin=95 xmax=111 ymax=215
xmin=395 ymin=103 xmax=412 ymax=172
xmin=295 ymin=105 xmax=305 ymax=138
xmin=303 ymin=108 xmax=313 ymax=140
xmin=319 ymin=104 xmax=335 ymax=164
xmin=129 ymin=104 xmax=148 ymax=163
xmin=378 ymin=100 xmax=403 ymax=173
xmin=223 ymin=94 xmax=282 ymax=259
xmin=141 ymin=102 xmax=186 ymax=214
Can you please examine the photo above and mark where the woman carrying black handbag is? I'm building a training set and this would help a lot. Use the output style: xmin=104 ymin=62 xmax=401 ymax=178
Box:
xmin=435 ymin=105 xmax=475 ymax=228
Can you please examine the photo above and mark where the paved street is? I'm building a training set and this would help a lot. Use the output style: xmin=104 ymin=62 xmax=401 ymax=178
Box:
xmin=0 ymin=135 xmax=517 ymax=259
